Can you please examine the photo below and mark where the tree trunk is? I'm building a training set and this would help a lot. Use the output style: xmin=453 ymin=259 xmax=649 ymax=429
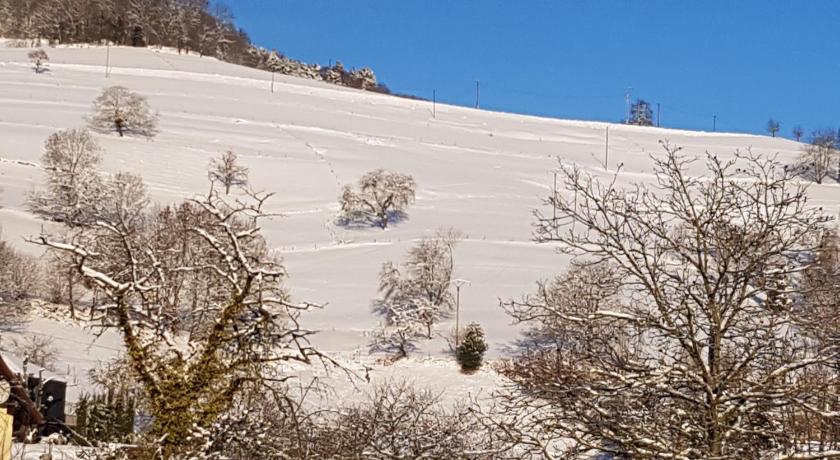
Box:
xmin=67 ymin=268 xmax=75 ymax=319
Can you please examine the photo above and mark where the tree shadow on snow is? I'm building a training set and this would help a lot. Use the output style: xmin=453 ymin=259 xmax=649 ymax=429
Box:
xmin=334 ymin=210 xmax=409 ymax=231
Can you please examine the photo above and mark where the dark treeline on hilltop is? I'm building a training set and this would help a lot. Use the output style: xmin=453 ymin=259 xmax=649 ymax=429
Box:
xmin=0 ymin=0 xmax=391 ymax=92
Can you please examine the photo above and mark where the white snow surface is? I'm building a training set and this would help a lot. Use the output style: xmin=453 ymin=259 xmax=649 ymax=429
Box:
xmin=0 ymin=46 xmax=835 ymax=402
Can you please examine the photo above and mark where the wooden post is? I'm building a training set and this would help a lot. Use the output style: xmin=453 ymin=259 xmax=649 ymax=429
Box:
xmin=475 ymin=81 xmax=480 ymax=109
xmin=605 ymin=126 xmax=610 ymax=170
xmin=455 ymin=284 xmax=461 ymax=347
xmin=451 ymin=279 xmax=471 ymax=347
xmin=552 ymin=171 xmax=557 ymax=222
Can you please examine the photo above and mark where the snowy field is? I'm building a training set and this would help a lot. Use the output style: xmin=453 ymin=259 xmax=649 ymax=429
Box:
xmin=0 ymin=45 xmax=835 ymax=401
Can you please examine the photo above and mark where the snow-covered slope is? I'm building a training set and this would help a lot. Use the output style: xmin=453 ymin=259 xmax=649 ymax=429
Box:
xmin=0 ymin=46 xmax=834 ymax=380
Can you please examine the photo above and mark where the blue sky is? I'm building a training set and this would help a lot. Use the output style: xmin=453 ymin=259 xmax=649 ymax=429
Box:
xmin=227 ymin=1 xmax=840 ymax=137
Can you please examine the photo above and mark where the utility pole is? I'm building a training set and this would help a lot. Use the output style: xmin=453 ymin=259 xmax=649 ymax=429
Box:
xmin=713 ymin=115 xmax=717 ymax=132
xmin=450 ymin=279 xmax=471 ymax=348
xmin=657 ymin=103 xmax=661 ymax=127
xmin=624 ymin=86 xmax=633 ymax=123
xmin=105 ymin=45 xmax=110 ymax=78
xmin=271 ymin=71 xmax=275 ymax=93
xmin=605 ymin=126 xmax=610 ymax=170
xmin=552 ymin=171 xmax=557 ymax=222
xmin=475 ymin=80 xmax=480 ymax=109
xmin=433 ymin=89 xmax=436 ymax=118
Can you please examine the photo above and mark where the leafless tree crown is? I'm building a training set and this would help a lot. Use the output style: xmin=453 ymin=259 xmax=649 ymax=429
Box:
xmin=89 ymin=86 xmax=159 ymax=138
xmin=26 ymin=48 xmax=48 ymax=72
xmin=497 ymin=142 xmax=837 ymax=459
xmin=339 ymin=169 xmax=416 ymax=229
xmin=371 ymin=230 xmax=460 ymax=358
xmin=208 ymin=149 xmax=249 ymax=194
xmin=29 ymin=155 xmax=325 ymax=452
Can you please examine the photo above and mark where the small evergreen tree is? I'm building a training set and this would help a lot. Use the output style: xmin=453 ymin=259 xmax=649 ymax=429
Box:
xmin=75 ymin=392 xmax=136 ymax=443
xmin=456 ymin=323 xmax=487 ymax=373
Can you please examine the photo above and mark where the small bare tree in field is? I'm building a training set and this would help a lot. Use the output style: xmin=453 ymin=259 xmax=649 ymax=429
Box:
xmin=797 ymin=129 xmax=839 ymax=184
xmin=29 ymin=160 xmax=326 ymax=455
xmin=371 ymin=230 xmax=460 ymax=359
xmin=89 ymin=86 xmax=158 ymax=138
xmin=377 ymin=230 xmax=459 ymax=338
xmin=495 ymin=142 xmax=838 ymax=459
xmin=339 ymin=169 xmax=416 ymax=229
xmin=27 ymin=49 xmax=48 ymax=73
xmin=369 ymin=307 xmax=426 ymax=360
xmin=767 ymin=118 xmax=781 ymax=137
xmin=208 ymin=149 xmax=248 ymax=194
xmin=793 ymin=125 xmax=804 ymax=142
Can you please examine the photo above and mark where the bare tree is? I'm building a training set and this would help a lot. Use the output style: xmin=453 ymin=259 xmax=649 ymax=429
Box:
xmin=7 ymin=335 xmax=59 ymax=370
xmin=797 ymin=129 xmax=839 ymax=184
xmin=43 ymin=242 xmax=88 ymax=319
xmin=0 ymin=235 xmax=40 ymax=327
xmin=498 ymin=142 xmax=838 ymax=458
xmin=26 ymin=48 xmax=48 ymax=73
xmin=28 ymin=129 xmax=104 ymax=225
xmin=339 ymin=169 xmax=416 ymax=229
xmin=29 ymin=169 xmax=327 ymax=455
xmin=785 ymin=229 xmax=840 ymax=451
xmin=89 ymin=86 xmax=159 ymax=138
xmin=322 ymin=382 xmax=486 ymax=458
xmin=369 ymin=307 xmax=426 ymax=360
xmin=208 ymin=149 xmax=248 ymax=194
xmin=376 ymin=229 xmax=460 ymax=339
xmin=793 ymin=124 xmax=804 ymax=142
xmin=191 ymin=380 xmax=493 ymax=459
xmin=767 ymin=118 xmax=781 ymax=137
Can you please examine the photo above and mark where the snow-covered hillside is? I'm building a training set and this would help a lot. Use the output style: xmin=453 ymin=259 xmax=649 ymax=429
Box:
xmin=0 ymin=46 xmax=834 ymax=397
